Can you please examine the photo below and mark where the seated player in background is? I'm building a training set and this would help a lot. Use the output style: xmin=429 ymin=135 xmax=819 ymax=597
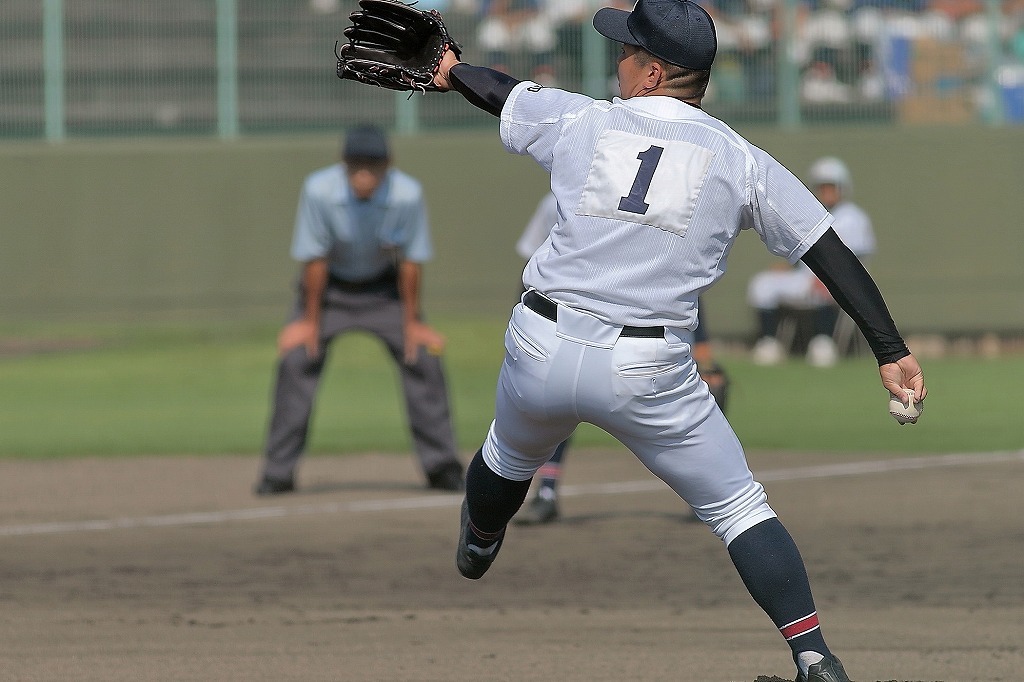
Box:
xmin=747 ymin=156 xmax=875 ymax=367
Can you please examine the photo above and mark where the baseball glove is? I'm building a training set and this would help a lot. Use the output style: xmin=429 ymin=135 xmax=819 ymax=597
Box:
xmin=336 ymin=0 xmax=461 ymax=93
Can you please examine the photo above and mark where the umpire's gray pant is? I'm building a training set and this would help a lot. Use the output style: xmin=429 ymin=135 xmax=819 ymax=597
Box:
xmin=260 ymin=279 xmax=460 ymax=483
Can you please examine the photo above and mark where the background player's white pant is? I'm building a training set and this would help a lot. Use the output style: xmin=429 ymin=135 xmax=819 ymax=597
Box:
xmin=481 ymin=298 xmax=776 ymax=546
xmin=747 ymin=266 xmax=829 ymax=310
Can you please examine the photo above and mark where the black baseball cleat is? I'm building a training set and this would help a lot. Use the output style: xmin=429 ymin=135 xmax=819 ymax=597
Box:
xmin=427 ymin=462 xmax=465 ymax=492
xmin=796 ymin=655 xmax=851 ymax=682
xmin=512 ymin=494 xmax=559 ymax=525
xmin=254 ymin=476 xmax=295 ymax=496
xmin=456 ymin=499 xmax=504 ymax=580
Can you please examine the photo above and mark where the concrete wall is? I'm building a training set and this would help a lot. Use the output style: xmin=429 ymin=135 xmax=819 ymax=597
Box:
xmin=2 ymin=125 xmax=1021 ymax=337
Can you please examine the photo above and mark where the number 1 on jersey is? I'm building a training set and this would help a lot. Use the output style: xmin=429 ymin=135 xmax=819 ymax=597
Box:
xmin=617 ymin=145 xmax=664 ymax=215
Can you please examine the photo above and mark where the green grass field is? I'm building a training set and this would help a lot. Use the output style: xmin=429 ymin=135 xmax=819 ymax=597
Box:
xmin=1 ymin=317 xmax=1020 ymax=458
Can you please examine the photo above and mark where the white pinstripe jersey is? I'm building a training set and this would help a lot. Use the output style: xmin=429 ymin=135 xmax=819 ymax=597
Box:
xmin=501 ymin=81 xmax=834 ymax=330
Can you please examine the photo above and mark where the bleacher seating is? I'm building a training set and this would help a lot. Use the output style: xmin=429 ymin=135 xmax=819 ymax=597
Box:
xmin=0 ymin=0 xmax=1021 ymax=138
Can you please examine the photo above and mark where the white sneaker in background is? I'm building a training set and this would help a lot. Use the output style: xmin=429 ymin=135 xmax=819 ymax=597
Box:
xmin=806 ymin=334 xmax=838 ymax=367
xmin=752 ymin=336 xmax=785 ymax=365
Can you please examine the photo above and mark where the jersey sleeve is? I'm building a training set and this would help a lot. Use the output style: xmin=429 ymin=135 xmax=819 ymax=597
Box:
xmin=289 ymin=178 xmax=332 ymax=263
xmin=500 ymin=82 xmax=596 ymax=172
xmin=448 ymin=63 xmax=522 ymax=117
xmin=748 ymin=147 xmax=834 ymax=264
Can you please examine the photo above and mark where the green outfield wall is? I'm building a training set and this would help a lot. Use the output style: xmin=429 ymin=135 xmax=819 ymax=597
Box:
xmin=1 ymin=126 xmax=1021 ymax=338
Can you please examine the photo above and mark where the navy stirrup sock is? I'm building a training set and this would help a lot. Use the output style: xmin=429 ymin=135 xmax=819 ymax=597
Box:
xmin=727 ymin=518 xmax=832 ymax=662
xmin=464 ymin=449 xmax=532 ymax=544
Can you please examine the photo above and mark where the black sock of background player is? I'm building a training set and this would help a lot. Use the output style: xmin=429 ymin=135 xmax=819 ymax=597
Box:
xmin=757 ymin=309 xmax=779 ymax=338
xmin=465 ymin=448 xmax=532 ymax=546
xmin=813 ymin=306 xmax=840 ymax=337
xmin=727 ymin=518 xmax=832 ymax=662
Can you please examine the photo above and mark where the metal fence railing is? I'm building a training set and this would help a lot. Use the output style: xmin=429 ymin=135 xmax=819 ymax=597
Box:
xmin=2 ymin=0 xmax=1022 ymax=140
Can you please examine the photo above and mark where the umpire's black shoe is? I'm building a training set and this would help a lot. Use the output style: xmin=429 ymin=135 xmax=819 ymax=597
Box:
xmin=512 ymin=493 xmax=559 ymax=525
xmin=796 ymin=655 xmax=850 ymax=682
xmin=254 ymin=476 xmax=295 ymax=496
xmin=427 ymin=462 xmax=465 ymax=492
xmin=456 ymin=499 xmax=504 ymax=580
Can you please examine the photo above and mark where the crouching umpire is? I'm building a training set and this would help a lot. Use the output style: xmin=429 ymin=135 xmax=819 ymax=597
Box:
xmin=255 ymin=125 xmax=465 ymax=495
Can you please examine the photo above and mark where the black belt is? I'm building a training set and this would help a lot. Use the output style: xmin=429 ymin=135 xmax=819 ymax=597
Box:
xmin=523 ymin=290 xmax=665 ymax=338
xmin=328 ymin=269 xmax=397 ymax=293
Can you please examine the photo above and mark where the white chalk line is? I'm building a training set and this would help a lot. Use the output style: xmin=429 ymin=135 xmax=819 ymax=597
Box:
xmin=1 ymin=450 xmax=1021 ymax=538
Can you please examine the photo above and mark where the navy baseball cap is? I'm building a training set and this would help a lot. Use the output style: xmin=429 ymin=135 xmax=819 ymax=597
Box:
xmin=342 ymin=125 xmax=390 ymax=160
xmin=594 ymin=0 xmax=717 ymax=71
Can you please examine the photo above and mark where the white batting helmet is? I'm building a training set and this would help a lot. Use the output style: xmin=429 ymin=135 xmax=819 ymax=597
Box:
xmin=808 ymin=156 xmax=852 ymax=194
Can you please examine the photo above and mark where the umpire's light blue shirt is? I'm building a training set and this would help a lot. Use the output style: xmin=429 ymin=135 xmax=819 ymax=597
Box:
xmin=290 ymin=164 xmax=433 ymax=282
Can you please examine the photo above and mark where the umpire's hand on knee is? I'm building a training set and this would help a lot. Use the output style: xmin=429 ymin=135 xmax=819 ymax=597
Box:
xmin=404 ymin=320 xmax=445 ymax=364
xmin=278 ymin=319 xmax=320 ymax=359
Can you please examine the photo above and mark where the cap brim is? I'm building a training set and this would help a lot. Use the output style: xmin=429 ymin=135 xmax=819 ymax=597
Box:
xmin=593 ymin=7 xmax=640 ymax=47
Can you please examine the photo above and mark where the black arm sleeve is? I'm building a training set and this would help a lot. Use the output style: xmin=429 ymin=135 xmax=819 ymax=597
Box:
xmin=448 ymin=63 xmax=521 ymax=117
xmin=800 ymin=228 xmax=910 ymax=366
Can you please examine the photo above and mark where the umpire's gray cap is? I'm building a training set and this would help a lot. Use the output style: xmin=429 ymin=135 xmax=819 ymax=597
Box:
xmin=593 ymin=0 xmax=717 ymax=71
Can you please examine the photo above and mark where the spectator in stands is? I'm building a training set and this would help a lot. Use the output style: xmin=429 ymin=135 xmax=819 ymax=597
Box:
xmin=699 ymin=0 xmax=774 ymax=102
xmin=854 ymin=54 xmax=887 ymax=100
xmin=476 ymin=0 xmax=556 ymax=85
xmin=801 ymin=59 xmax=854 ymax=102
xmin=795 ymin=0 xmax=888 ymax=103
xmin=927 ymin=0 xmax=982 ymax=22
xmin=547 ymin=0 xmax=632 ymax=94
xmin=747 ymin=157 xmax=875 ymax=367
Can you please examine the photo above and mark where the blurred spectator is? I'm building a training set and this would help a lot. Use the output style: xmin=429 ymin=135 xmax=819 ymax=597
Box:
xmin=544 ymin=1 xmax=632 ymax=94
xmin=798 ymin=1 xmax=854 ymax=64
xmin=1015 ymin=0 xmax=1024 ymax=57
xmin=476 ymin=0 xmax=557 ymax=84
xmin=853 ymin=0 xmax=928 ymax=9
xmin=471 ymin=0 xmax=1021 ymax=121
xmin=700 ymin=0 xmax=775 ymax=102
xmin=802 ymin=60 xmax=854 ymax=101
xmin=795 ymin=0 xmax=876 ymax=100
xmin=999 ymin=3 xmax=1024 ymax=123
xmin=928 ymin=0 xmax=983 ymax=22
xmin=855 ymin=56 xmax=887 ymax=100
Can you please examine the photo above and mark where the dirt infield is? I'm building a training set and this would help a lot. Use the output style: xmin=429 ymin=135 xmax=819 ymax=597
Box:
xmin=0 ymin=449 xmax=1021 ymax=682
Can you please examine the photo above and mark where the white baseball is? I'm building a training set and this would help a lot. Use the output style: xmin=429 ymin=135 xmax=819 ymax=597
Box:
xmin=888 ymin=388 xmax=923 ymax=425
